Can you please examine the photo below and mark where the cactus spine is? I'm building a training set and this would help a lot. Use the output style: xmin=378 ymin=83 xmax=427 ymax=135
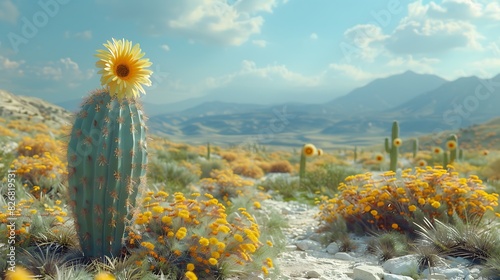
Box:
xmin=67 ymin=90 xmax=147 ymax=258
xmin=384 ymin=121 xmax=400 ymax=172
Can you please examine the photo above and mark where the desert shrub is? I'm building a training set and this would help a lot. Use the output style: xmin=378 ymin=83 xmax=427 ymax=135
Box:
xmin=367 ymin=232 xmax=410 ymax=262
xmin=269 ymin=160 xmax=294 ymax=173
xmin=0 ymin=126 xmax=17 ymax=137
xmin=198 ymin=169 xmax=256 ymax=202
xmin=232 ymin=160 xmax=265 ymax=179
xmin=17 ymin=134 xmax=65 ymax=158
xmin=260 ymin=176 xmax=302 ymax=202
xmin=316 ymin=166 xmax=500 ymax=235
xmin=11 ymin=152 xmax=67 ymax=196
xmin=198 ymin=159 xmax=225 ymax=179
xmin=415 ymin=217 xmax=500 ymax=264
xmin=221 ymin=151 xmax=238 ymax=162
xmin=147 ymin=160 xmax=199 ymax=192
xmin=302 ymin=164 xmax=363 ymax=196
xmin=256 ymin=161 xmax=272 ymax=173
xmin=128 ymin=192 xmax=278 ymax=279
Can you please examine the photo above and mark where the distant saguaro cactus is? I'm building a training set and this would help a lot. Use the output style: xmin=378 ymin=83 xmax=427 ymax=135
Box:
xmin=299 ymin=143 xmax=317 ymax=185
xmin=444 ymin=134 xmax=458 ymax=167
xmin=67 ymin=38 xmax=152 ymax=258
xmin=384 ymin=121 xmax=401 ymax=172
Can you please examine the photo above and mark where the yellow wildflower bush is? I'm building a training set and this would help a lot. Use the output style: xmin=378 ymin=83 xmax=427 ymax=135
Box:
xmin=17 ymin=134 xmax=65 ymax=158
xmin=0 ymin=196 xmax=70 ymax=247
xmin=6 ymin=119 xmax=53 ymax=134
xmin=199 ymin=169 xmax=255 ymax=202
xmin=0 ymin=125 xmax=17 ymax=137
xmin=127 ymin=192 xmax=275 ymax=279
xmin=231 ymin=160 xmax=265 ymax=179
xmin=316 ymin=166 xmax=500 ymax=234
xmin=10 ymin=152 xmax=67 ymax=196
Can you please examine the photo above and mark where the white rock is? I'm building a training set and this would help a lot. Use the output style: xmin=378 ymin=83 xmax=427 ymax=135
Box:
xmin=383 ymin=273 xmax=414 ymax=280
xmin=285 ymin=245 xmax=298 ymax=251
xmin=334 ymin=252 xmax=355 ymax=261
xmin=440 ymin=268 xmax=465 ymax=278
xmin=326 ymin=242 xmax=340 ymax=254
xmin=353 ymin=265 xmax=384 ymax=280
xmin=305 ymin=270 xmax=321 ymax=278
xmin=296 ymin=239 xmax=322 ymax=251
xmin=382 ymin=254 xmax=419 ymax=275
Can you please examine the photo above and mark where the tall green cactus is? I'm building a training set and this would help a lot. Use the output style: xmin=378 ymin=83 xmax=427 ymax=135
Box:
xmin=412 ymin=138 xmax=419 ymax=158
xmin=299 ymin=143 xmax=317 ymax=185
xmin=207 ymin=142 xmax=211 ymax=160
xmin=384 ymin=121 xmax=400 ymax=172
xmin=353 ymin=146 xmax=358 ymax=163
xmin=443 ymin=134 xmax=458 ymax=166
xmin=67 ymin=38 xmax=152 ymax=258
xmin=67 ymin=90 xmax=148 ymax=258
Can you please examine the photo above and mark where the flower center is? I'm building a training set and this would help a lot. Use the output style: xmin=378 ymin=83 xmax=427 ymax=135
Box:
xmin=116 ymin=64 xmax=130 ymax=78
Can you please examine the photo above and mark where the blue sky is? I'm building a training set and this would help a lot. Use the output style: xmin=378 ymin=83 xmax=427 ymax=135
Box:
xmin=0 ymin=0 xmax=499 ymax=105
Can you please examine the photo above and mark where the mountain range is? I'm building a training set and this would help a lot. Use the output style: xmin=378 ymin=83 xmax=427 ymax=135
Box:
xmin=2 ymin=70 xmax=499 ymax=148
xmin=144 ymin=71 xmax=500 ymax=147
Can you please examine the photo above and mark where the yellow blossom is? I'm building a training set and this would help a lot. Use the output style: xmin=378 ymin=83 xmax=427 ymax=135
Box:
xmin=95 ymin=38 xmax=153 ymax=99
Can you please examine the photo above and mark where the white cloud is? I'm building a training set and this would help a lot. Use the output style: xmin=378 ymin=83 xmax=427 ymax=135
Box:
xmin=34 ymin=58 xmax=93 ymax=87
xmin=343 ymin=24 xmax=388 ymax=61
xmin=386 ymin=56 xmax=440 ymax=73
xmin=310 ymin=33 xmax=318 ymax=40
xmin=65 ymin=30 xmax=92 ymax=40
xmin=386 ymin=19 xmax=482 ymax=54
xmin=98 ymin=0 xmax=283 ymax=46
xmin=207 ymin=60 xmax=321 ymax=88
xmin=252 ymin=39 xmax=267 ymax=47
xmin=0 ymin=0 xmax=19 ymax=24
xmin=484 ymin=2 xmax=500 ymax=20
xmin=161 ymin=44 xmax=170 ymax=51
xmin=0 ymin=56 xmax=23 ymax=70
xmin=328 ymin=64 xmax=375 ymax=81
xmin=427 ymin=0 xmax=482 ymax=19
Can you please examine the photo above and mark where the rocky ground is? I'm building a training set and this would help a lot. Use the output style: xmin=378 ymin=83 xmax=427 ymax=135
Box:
xmin=259 ymin=199 xmax=490 ymax=280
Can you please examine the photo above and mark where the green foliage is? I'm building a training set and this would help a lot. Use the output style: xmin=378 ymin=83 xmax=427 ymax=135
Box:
xmin=371 ymin=232 xmax=410 ymax=262
xmin=198 ymin=158 xmax=225 ymax=178
xmin=415 ymin=217 xmax=500 ymax=264
xmin=301 ymin=164 xmax=363 ymax=197
xmin=67 ymin=90 xmax=148 ymax=258
xmin=147 ymin=160 xmax=199 ymax=192
xmin=384 ymin=121 xmax=400 ymax=172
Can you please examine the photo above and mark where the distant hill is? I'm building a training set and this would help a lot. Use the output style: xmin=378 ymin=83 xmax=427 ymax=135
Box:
xmin=394 ymin=74 xmax=500 ymax=127
xmin=326 ymin=71 xmax=447 ymax=115
xmin=0 ymin=90 xmax=72 ymax=127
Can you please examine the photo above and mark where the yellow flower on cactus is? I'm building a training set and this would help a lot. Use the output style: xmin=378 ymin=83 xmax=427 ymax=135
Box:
xmin=483 ymin=150 xmax=489 ymax=156
xmin=94 ymin=272 xmax=116 ymax=280
xmin=393 ymin=138 xmax=403 ymax=147
xmin=6 ymin=267 xmax=34 ymax=280
xmin=317 ymin=148 xmax=324 ymax=156
xmin=446 ymin=140 xmax=457 ymax=150
xmin=303 ymin=144 xmax=317 ymax=157
xmin=417 ymin=159 xmax=427 ymax=167
xmin=375 ymin=153 xmax=384 ymax=163
xmin=433 ymin=147 xmax=442 ymax=154
xmin=95 ymin=38 xmax=153 ymax=99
